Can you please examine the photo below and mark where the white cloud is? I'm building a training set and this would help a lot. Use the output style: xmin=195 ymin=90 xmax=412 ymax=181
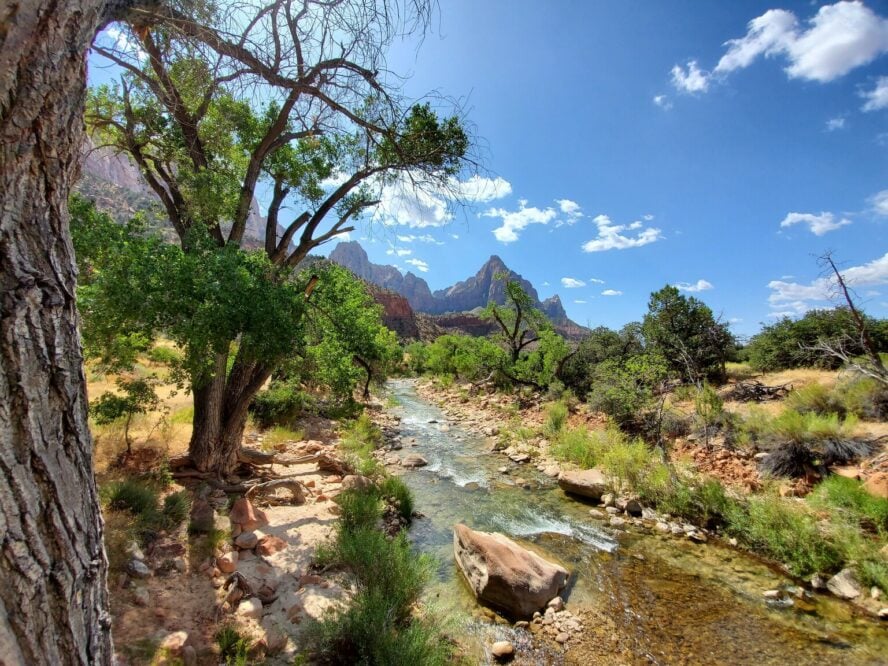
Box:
xmin=541 ymin=281 xmax=550 ymax=287
xmin=455 ymin=175 xmax=512 ymax=203
xmin=484 ymin=199 xmax=557 ymax=243
xmin=557 ymin=199 xmax=583 ymax=222
xmin=826 ymin=116 xmax=846 ymax=131
xmin=101 ymin=26 xmax=148 ymax=60
xmin=582 ymin=214 xmax=663 ymax=253
xmin=386 ymin=246 xmax=413 ymax=257
xmin=676 ymin=279 xmax=714 ymax=292
xmin=588 ymin=277 xmax=606 ymax=284
xmin=779 ymin=211 xmax=851 ymax=235
xmin=671 ymin=60 xmax=710 ymax=93
xmin=729 ymin=317 xmax=744 ymax=324
xmin=678 ymin=2 xmax=888 ymax=95
xmin=573 ymin=299 xmax=588 ymax=304
xmin=601 ymin=289 xmax=623 ymax=297
xmin=450 ymin=234 xmax=460 ymax=240
xmin=871 ymin=189 xmax=888 ymax=215
xmin=396 ymin=234 xmax=443 ymax=245
xmin=862 ymin=76 xmax=888 ymax=110
xmin=405 ymin=258 xmax=429 ymax=273
xmin=653 ymin=94 xmax=673 ymax=110
xmin=561 ymin=277 xmax=586 ymax=289
xmin=643 ymin=214 xmax=655 ymax=221
xmin=768 ymin=252 xmax=888 ymax=313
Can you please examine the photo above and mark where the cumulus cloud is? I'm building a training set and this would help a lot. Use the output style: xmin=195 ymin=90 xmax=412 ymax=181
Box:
xmin=871 ymin=189 xmax=888 ymax=216
xmin=386 ymin=246 xmax=413 ymax=257
xmin=561 ymin=277 xmax=586 ymax=288
xmin=862 ymin=76 xmax=888 ymax=110
xmin=588 ymin=277 xmax=606 ymax=284
xmin=405 ymin=258 xmax=429 ymax=273
xmin=676 ymin=279 xmax=714 ymax=292
xmin=582 ymin=214 xmax=663 ymax=253
xmin=396 ymin=234 xmax=442 ymax=244
xmin=653 ymin=94 xmax=673 ymax=109
xmin=456 ymin=175 xmax=513 ymax=202
xmin=826 ymin=116 xmax=846 ymax=131
xmin=484 ymin=199 xmax=557 ymax=243
xmin=779 ymin=211 xmax=851 ymax=235
xmin=767 ymin=251 xmax=888 ymax=314
xmin=557 ymin=199 xmax=583 ymax=222
xmin=671 ymin=60 xmax=710 ymax=93
xmin=675 ymin=2 xmax=888 ymax=95
xmin=601 ymin=289 xmax=623 ymax=297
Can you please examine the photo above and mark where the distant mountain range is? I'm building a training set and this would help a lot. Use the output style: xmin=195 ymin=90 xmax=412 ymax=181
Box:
xmin=329 ymin=241 xmax=588 ymax=340
xmin=75 ymin=145 xmax=586 ymax=341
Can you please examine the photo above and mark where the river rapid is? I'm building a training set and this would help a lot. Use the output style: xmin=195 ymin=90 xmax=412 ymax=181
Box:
xmin=387 ymin=379 xmax=887 ymax=665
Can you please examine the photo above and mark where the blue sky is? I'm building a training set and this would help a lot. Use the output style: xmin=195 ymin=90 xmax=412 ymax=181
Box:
xmin=89 ymin=2 xmax=888 ymax=337
xmin=346 ymin=0 xmax=888 ymax=337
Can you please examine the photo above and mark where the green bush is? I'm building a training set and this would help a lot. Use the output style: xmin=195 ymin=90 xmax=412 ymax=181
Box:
xmin=599 ymin=437 xmax=659 ymax=491
xmin=147 ymin=345 xmax=182 ymax=365
xmin=785 ymin=383 xmax=844 ymax=416
xmin=215 ymin=625 xmax=250 ymax=666
xmin=725 ymin=494 xmax=842 ymax=576
xmin=104 ymin=480 xmax=159 ymax=516
xmin=808 ymin=475 xmax=888 ymax=533
xmin=161 ymin=491 xmax=190 ymax=530
xmin=543 ymin=400 xmax=569 ymax=437
xmin=836 ymin=376 xmax=888 ymax=420
xmin=249 ymin=381 xmax=315 ymax=428
xmin=379 ymin=476 xmax=414 ymax=520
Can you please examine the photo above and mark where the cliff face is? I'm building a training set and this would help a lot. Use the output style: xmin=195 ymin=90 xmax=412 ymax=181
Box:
xmin=328 ymin=240 xmax=589 ymax=340
xmin=366 ymin=286 xmax=420 ymax=340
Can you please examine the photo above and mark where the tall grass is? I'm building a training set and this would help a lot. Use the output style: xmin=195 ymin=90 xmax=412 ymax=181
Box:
xmin=543 ymin=401 xmax=569 ymax=437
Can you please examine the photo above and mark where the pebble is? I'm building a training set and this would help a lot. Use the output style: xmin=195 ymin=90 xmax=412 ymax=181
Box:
xmin=237 ymin=597 xmax=263 ymax=620
xmin=654 ymin=522 xmax=671 ymax=533
xmin=234 ymin=531 xmax=259 ymax=550
xmin=555 ymin=632 xmax=570 ymax=644
xmin=878 ymin=608 xmax=888 ymax=620
xmin=762 ymin=589 xmax=783 ymax=600
xmin=128 ymin=559 xmax=151 ymax=579
xmin=132 ymin=587 xmax=150 ymax=607
xmin=547 ymin=596 xmax=565 ymax=612
xmin=609 ymin=516 xmax=626 ymax=528
xmin=589 ymin=509 xmax=606 ymax=519
xmin=491 ymin=640 xmax=515 ymax=661
xmin=605 ymin=506 xmax=621 ymax=515
xmin=217 ymin=551 xmax=238 ymax=574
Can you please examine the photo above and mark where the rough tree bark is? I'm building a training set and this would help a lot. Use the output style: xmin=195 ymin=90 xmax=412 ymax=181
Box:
xmin=0 ymin=1 xmax=130 ymax=663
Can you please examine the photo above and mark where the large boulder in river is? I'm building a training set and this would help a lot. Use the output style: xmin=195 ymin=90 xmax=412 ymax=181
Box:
xmin=453 ymin=524 xmax=569 ymax=618
xmin=558 ymin=469 xmax=608 ymax=502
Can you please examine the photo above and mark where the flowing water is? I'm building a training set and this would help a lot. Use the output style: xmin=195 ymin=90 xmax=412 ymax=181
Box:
xmin=387 ymin=379 xmax=888 ymax=665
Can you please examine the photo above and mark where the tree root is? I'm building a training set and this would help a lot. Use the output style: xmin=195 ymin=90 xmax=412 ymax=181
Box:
xmin=245 ymin=478 xmax=308 ymax=505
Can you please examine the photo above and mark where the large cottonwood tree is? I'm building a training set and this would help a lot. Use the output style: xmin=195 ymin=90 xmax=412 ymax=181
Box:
xmin=0 ymin=1 xmax=135 ymax=663
xmin=85 ymin=1 xmax=469 ymax=475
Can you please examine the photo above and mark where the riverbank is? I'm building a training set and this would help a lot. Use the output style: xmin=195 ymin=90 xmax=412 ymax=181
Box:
xmin=392 ymin=377 xmax=888 ymax=664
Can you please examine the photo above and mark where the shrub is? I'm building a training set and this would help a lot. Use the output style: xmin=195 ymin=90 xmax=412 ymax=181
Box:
xmin=147 ymin=345 xmax=182 ymax=365
xmin=808 ymin=475 xmax=888 ymax=534
xmin=694 ymin=383 xmax=725 ymax=444
xmin=725 ymin=494 xmax=842 ymax=576
xmin=379 ymin=476 xmax=414 ymax=520
xmin=104 ymin=480 xmax=159 ymax=516
xmin=215 ymin=625 xmax=250 ymax=666
xmin=161 ymin=491 xmax=190 ymax=530
xmin=543 ymin=401 xmax=569 ymax=437
xmin=836 ymin=376 xmax=888 ymax=420
xmin=262 ymin=425 xmax=305 ymax=450
xmin=785 ymin=383 xmax=844 ymax=416
xmin=249 ymin=381 xmax=314 ymax=428
xmin=599 ymin=437 xmax=658 ymax=491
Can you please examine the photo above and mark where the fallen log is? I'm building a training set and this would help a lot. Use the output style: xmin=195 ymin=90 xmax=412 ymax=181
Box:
xmin=728 ymin=380 xmax=792 ymax=402
xmin=245 ymin=478 xmax=308 ymax=505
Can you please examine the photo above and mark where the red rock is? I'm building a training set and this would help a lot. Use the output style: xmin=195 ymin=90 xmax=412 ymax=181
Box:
xmin=864 ymin=472 xmax=888 ymax=499
xmin=298 ymin=574 xmax=324 ymax=588
xmin=229 ymin=497 xmax=269 ymax=531
xmin=257 ymin=535 xmax=288 ymax=556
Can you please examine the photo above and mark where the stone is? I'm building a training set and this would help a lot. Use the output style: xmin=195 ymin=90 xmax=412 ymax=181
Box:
xmin=132 ymin=587 xmax=150 ymax=607
xmin=878 ymin=608 xmax=888 ymax=620
xmin=641 ymin=508 xmax=658 ymax=521
xmin=235 ymin=531 xmax=259 ymax=550
xmin=237 ymin=597 xmax=264 ymax=620
xmin=217 ymin=551 xmax=238 ymax=574
xmin=453 ymin=524 xmax=569 ymax=618
xmin=588 ymin=509 xmax=606 ymax=519
xmin=401 ymin=454 xmax=428 ymax=468
xmin=229 ymin=498 xmax=269 ymax=531
xmin=555 ymin=632 xmax=570 ymax=644
xmin=182 ymin=645 xmax=197 ymax=666
xmin=128 ymin=559 xmax=151 ymax=579
xmin=543 ymin=465 xmax=560 ymax=478
xmin=827 ymin=569 xmax=861 ymax=600
xmin=655 ymin=522 xmax=671 ymax=533
xmin=491 ymin=640 xmax=515 ymax=661
xmin=189 ymin=498 xmax=215 ymax=534
xmin=810 ymin=573 xmax=828 ymax=590
xmin=871 ymin=586 xmax=881 ymax=600
xmin=257 ymin=535 xmax=288 ymax=556
xmin=624 ymin=499 xmax=643 ymax=517
xmin=342 ymin=474 xmax=372 ymax=491
xmin=609 ymin=516 xmax=626 ymax=528
xmin=499 ymin=467 xmax=509 ymax=474
xmin=600 ymin=492 xmax=616 ymax=508
xmin=605 ymin=507 xmax=621 ymax=515
xmin=509 ymin=453 xmax=531 ymax=464
xmin=172 ymin=556 xmax=188 ymax=573
xmin=558 ymin=469 xmax=608 ymax=502
xmin=150 ymin=539 xmax=187 ymax=560
xmin=547 ymin=596 xmax=565 ymax=612
xmin=762 ymin=589 xmax=783 ymax=600
xmin=126 ymin=541 xmax=145 ymax=561
xmin=159 ymin=631 xmax=189 ymax=655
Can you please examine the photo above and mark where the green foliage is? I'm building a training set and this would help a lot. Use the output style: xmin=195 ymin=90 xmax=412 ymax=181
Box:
xmin=599 ymin=437 xmax=659 ymax=492
xmin=402 ymin=341 xmax=429 ymax=375
xmin=725 ymin=494 xmax=842 ymax=576
xmin=808 ymin=475 xmax=888 ymax=534
xmin=104 ymin=480 xmax=159 ymax=516
xmin=90 ymin=375 xmax=162 ymax=452
xmin=785 ymin=383 xmax=844 ymax=416
xmin=543 ymin=401 xmax=569 ymax=437
xmin=560 ymin=324 xmax=644 ymax=397
xmin=694 ymin=383 xmax=727 ymax=444
xmin=250 ymin=382 xmax=315 ymax=428
xmin=161 ymin=491 xmax=191 ymax=528
xmin=642 ymin=285 xmax=734 ymax=383
xmin=745 ymin=308 xmax=888 ymax=372
xmin=424 ymin=334 xmax=506 ymax=381
xmin=379 ymin=476 xmax=414 ymax=520
xmin=147 ymin=345 xmax=182 ymax=366
xmin=308 ymin=486 xmax=451 ymax=665
xmin=834 ymin=376 xmax=888 ymax=420
xmin=586 ymin=353 xmax=669 ymax=430
xmin=102 ymin=481 xmax=189 ymax=546
xmin=215 ymin=625 xmax=250 ymax=666
xmin=550 ymin=427 xmax=600 ymax=469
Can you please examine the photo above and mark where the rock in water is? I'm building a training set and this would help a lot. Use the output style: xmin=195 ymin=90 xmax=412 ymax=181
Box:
xmin=453 ymin=524 xmax=569 ymax=618
xmin=491 ymin=640 xmax=515 ymax=661
xmin=827 ymin=568 xmax=861 ymax=600
xmin=401 ymin=454 xmax=428 ymax=468
xmin=558 ymin=469 xmax=608 ymax=502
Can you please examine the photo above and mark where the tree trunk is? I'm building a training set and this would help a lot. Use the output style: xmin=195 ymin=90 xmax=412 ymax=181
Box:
xmin=0 ymin=1 xmax=118 ymax=663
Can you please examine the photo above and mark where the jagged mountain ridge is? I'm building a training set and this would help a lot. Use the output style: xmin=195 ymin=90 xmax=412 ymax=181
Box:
xmin=329 ymin=241 xmax=587 ymax=339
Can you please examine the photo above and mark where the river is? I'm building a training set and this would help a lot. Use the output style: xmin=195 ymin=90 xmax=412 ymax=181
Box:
xmin=387 ymin=379 xmax=887 ymax=665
